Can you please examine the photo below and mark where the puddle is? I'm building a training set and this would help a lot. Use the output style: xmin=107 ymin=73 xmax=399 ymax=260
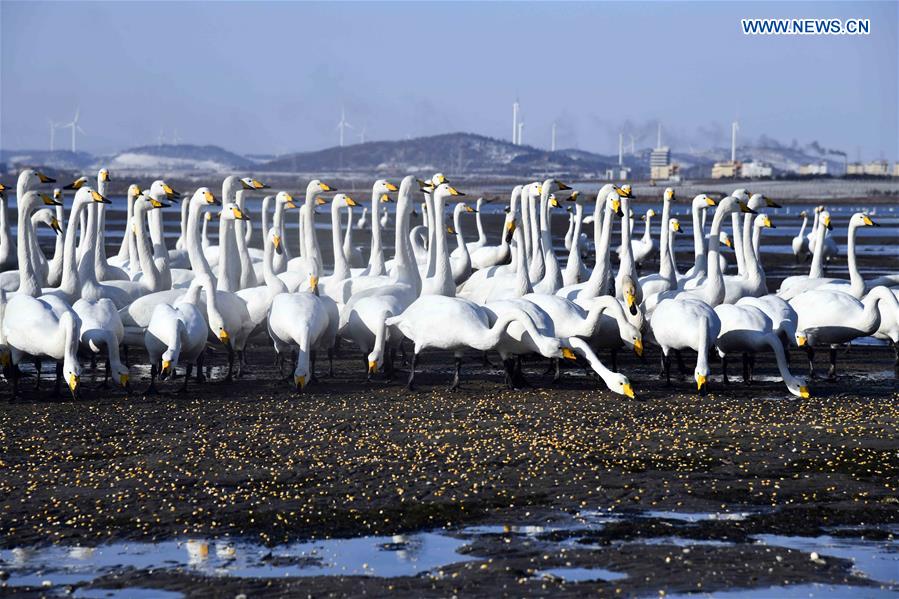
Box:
xmin=662 ymin=583 xmax=897 ymax=598
xmin=638 ymin=537 xmax=736 ymax=547
xmin=753 ymin=535 xmax=899 ymax=585
xmin=641 ymin=510 xmax=754 ymax=522
xmin=0 ymin=533 xmax=477 ymax=588
xmin=538 ymin=566 xmax=628 ymax=582
xmin=74 ymin=589 xmax=184 ymax=599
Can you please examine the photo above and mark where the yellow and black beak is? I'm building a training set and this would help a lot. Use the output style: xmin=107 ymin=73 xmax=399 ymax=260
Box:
xmin=385 ymin=182 xmax=399 ymax=192
xmin=446 ymin=226 xmax=455 ymax=235
xmin=42 ymin=193 xmax=63 ymax=206
xmin=764 ymin=216 xmax=775 ymax=228
xmin=823 ymin=216 xmax=833 ymax=231
xmin=119 ymin=373 xmax=130 ymax=389
xmin=346 ymin=196 xmax=358 ymax=207
xmin=50 ymin=217 xmax=62 ymax=235
xmin=161 ymin=183 xmax=180 ymax=199
xmin=611 ymin=199 xmax=623 ymax=217
xmin=160 ymin=360 xmax=172 ymax=379
xmin=380 ymin=194 xmax=394 ymax=203
xmin=562 ymin=347 xmax=577 ymax=361
xmin=309 ymin=275 xmax=319 ymax=291
xmin=633 ymin=337 xmax=643 ymax=357
xmin=723 ymin=237 xmax=733 ymax=249
xmin=248 ymin=178 xmax=269 ymax=189
xmin=796 ymin=335 xmax=807 ymax=347
xmin=622 ymin=382 xmax=635 ymax=399
xmin=316 ymin=197 xmax=328 ymax=206
xmin=90 ymin=190 xmax=111 ymax=204
xmin=100 ymin=170 xmax=111 ymax=182
xmin=672 ymin=221 xmax=682 ymax=233
xmin=557 ymin=181 xmax=572 ymax=191
xmin=64 ymin=177 xmax=86 ymax=190
xmin=862 ymin=215 xmax=878 ymax=227
xmin=615 ymin=184 xmax=632 ymax=198
xmin=295 ymin=375 xmax=306 ymax=390
xmin=68 ymin=373 xmax=80 ymax=395
xmin=625 ymin=290 xmax=638 ymax=316
xmin=764 ymin=196 xmax=781 ymax=208
xmin=504 ymin=220 xmax=516 ymax=243
xmin=738 ymin=201 xmax=757 ymax=214
xmin=799 ymin=385 xmax=810 ymax=399
xmin=448 ymin=186 xmax=465 ymax=197
xmin=319 ymin=182 xmax=335 ymax=192
xmin=37 ymin=172 xmax=56 ymax=184
xmin=204 ymin=190 xmax=219 ymax=205
xmin=464 ymin=205 xmax=475 ymax=213
xmin=696 ymin=374 xmax=707 ymax=392
xmin=368 ymin=361 xmax=378 ymax=374
xmin=272 ymin=234 xmax=282 ymax=254
xmin=231 ymin=207 xmax=248 ymax=220
xmin=705 ymin=196 xmax=717 ymax=207
xmin=550 ymin=196 xmax=560 ymax=208
xmin=218 ymin=329 xmax=231 ymax=348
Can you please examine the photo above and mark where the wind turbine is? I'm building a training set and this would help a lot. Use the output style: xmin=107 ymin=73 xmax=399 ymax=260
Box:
xmin=731 ymin=120 xmax=739 ymax=162
xmin=60 ymin=107 xmax=85 ymax=153
xmin=336 ymin=107 xmax=353 ymax=147
xmin=551 ymin=122 xmax=556 ymax=152
xmin=517 ymin=120 xmax=524 ymax=147
xmin=48 ymin=119 xmax=60 ymax=152
xmin=358 ymin=124 xmax=367 ymax=144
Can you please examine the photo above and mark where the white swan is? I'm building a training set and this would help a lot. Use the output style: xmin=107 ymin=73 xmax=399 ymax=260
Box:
xmin=777 ymin=210 xmax=835 ymax=298
xmin=638 ymin=188 xmax=677 ymax=297
xmin=380 ymin=206 xmax=389 ymax=229
xmin=619 ymin=208 xmax=657 ymax=266
xmin=791 ymin=211 xmax=810 ymax=262
xmin=650 ymin=297 xmax=721 ymax=392
xmin=356 ymin=206 xmax=369 ymax=230
xmin=0 ymin=170 xmax=59 ymax=292
xmin=780 ymin=213 xmax=878 ymax=300
xmin=790 ymin=286 xmax=898 ymax=378
xmin=533 ymin=179 xmax=573 ymax=294
xmin=144 ymin=282 xmax=209 ymax=392
xmin=678 ymin=194 xmax=718 ymax=287
xmin=449 ymin=202 xmax=475 ymax=286
xmin=468 ymin=210 xmax=515 ymax=271
xmin=720 ymin=213 xmax=775 ymax=303
xmin=713 ymin=303 xmax=809 ymax=397
xmin=72 ymin=297 xmax=129 ymax=391
xmin=236 ymin=227 xmax=289 ymax=340
xmin=360 ymin=180 xmax=398 ymax=277
xmin=342 ymin=205 xmax=365 ymax=268
xmin=451 ymin=196 xmax=491 ymax=257
xmin=385 ymin=295 xmax=563 ymax=390
xmin=267 ymin=277 xmax=337 ymax=390
xmin=92 ymin=168 xmax=129 ymax=282
xmin=285 ymin=179 xmax=335 ymax=276
xmin=1 ymin=290 xmax=81 ymax=398
xmin=561 ymin=193 xmax=589 ymax=287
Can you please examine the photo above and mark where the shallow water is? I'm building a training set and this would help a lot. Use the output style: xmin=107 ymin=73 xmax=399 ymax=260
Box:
xmin=537 ymin=566 xmax=627 ymax=582
xmin=663 ymin=583 xmax=898 ymax=598
xmin=752 ymin=534 xmax=898 ymax=585
xmin=0 ymin=532 xmax=476 ymax=588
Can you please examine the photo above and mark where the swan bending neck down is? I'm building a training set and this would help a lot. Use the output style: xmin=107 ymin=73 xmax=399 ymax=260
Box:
xmin=651 ymin=297 xmax=721 ymax=393
xmin=145 ymin=282 xmax=209 ymax=393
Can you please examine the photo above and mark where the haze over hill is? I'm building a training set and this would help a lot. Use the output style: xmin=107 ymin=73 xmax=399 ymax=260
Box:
xmin=0 ymin=133 xmax=855 ymax=180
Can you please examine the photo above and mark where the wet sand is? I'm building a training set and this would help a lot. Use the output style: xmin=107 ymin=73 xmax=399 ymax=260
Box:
xmin=1 ymin=199 xmax=897 ymax=597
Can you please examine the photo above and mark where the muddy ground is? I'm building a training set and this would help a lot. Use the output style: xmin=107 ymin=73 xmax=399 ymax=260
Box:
xmin=0 ymin=202 xmax=897 ymax=597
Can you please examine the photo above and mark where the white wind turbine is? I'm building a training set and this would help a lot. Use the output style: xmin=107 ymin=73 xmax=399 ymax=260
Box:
xmin=336 ymin=107 xmax=353 ymax=147
xmin=48 ymin=119 xmax=61 ymax=152
xmin=61 ymin=107 xmax=86 ymax=153
xmin=358 ymin=124 xmax=367 ymax=144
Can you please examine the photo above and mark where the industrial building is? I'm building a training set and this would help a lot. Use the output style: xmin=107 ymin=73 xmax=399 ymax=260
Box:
xmin=798 ymin=162 xmax=829 ymax=176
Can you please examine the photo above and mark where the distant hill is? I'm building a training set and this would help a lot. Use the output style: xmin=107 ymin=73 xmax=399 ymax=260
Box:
xmin=109 ymin=144 xmax=253 ymax=172
xmin=259 ymin=133 xmax=619 ymax=177
xmin=0 ymin=149 xmax=95 ymax=171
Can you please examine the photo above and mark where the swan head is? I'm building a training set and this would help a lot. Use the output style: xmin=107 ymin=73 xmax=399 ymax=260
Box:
xmin=275 ymin=191 xmax=297 ymax=209
xmin=33 ymin=209 xmax=63 ymax=235
xmin=461 ymin=202 xmax=476 ymax=214
xmin=614 ymin=184 xmax=632 ymax=199
xmin=732 ymin=188 xmax=750 ymax=202
xmin=221 ymin=202 xmax=249 ymax=221
xmin=64 ymin=176 xmax=88 ymax=191
xmin=853 ymin=213 xmax=879 ymax=228
xmin=620 ymin=276 xmax=639 ymax=315
xmin=799 ymin=210 xmax=808 ymax=218
xmin=695 ymin=370 xmax=708 ymax=393
xmin=664 ymin=187 xmax=676 ymax=201
xmin=604 ymin=191 xmax=624 ymax=217
xmin=785 ymin=375 xmax=811 ymax=399
xmin=128 ymin=184 xmax=142 ymax=200
xmin=308 ymin=179 xmax=336 ymax=195
xmin=367 ymin=348 xmax=383 ymax=375
xmin=549 ymin=194 xmax=561 ymax=208
xmin=749 ymin=193 xmax=780 ymax=210
xmin=98 ymin=168 xmax=111 ymax=183
xmin=669 ymin=218 xmax=682 ymax=233
xmin=111 ymin=363 xmax=130 ymax=390
xmin=719 ymin=231 xmax=733 ymax=249
xmin=66 ymin=368 xmax=81 ymax=398
xmin=431 ymin=173 xmax=448 ymax=186
xmin=374 ymin=179 xmax=399 ymax=195
xmin=504 ymin=215 xmax=516 ymax=243
xmin=642 ymin=208 xmax=656 ymax=220
xmin=294 ymin=374 xmax=307 ymax=391
xmin=820 ymin=210 xmax=833 ymax=230
xmin=608 ymin=374 xmax=635 ymax=399
xmin=240 ymin=177 xmax=269 ymax=190
xmin=267 ymin=227 xmax=283 ymax=254
xmin=332 ymin=193 xmax=358 ymax=210
xmin=756 ymin=214 xmax=775 ymax=229
xmin=432 ymin=182 xmax=465 ymax=200
xmin=694 ymin=194 xmax=717 ymax=209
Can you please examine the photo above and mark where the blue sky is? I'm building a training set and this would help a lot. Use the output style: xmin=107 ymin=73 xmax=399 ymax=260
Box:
xmin=1 ymin=1 xmax=896 ymax=159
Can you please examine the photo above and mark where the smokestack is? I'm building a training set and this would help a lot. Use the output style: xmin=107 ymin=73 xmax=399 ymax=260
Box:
xmin=512 ymin=100 xmax=520 ymax=145
xmin=731 ymin=121 xmax=739 ymax=162
xmin=657 ymin=122 xmax=662 ymax=149
xmin=551 ymin=122 xmax=556 ymax=152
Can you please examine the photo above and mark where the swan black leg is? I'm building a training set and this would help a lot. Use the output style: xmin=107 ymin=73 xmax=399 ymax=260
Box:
xmin=328 ymin=348 xmax=335 ymax=378
xmin=406 ymin=352 xmax=417 ymax=391
xmin=827 ymin=346 xmax=838 ymax=380
xmin=386 ymin=350 xmax=395 ymax=381
xmin=805 ymin=346 xmax=816 ymax=379
xmin=144 ymin=363 xmax=160 ymax=395
xmin=34 ymin=357 xmax=41 ymax=390
xmin=663 ymin=352 xmax=672 ymax=386
xmin=235 ymin=350 xmax=245 ymax=378
xmin=53 ymin=362 xmax=63 ymax=399
xmin=722 ymin=355 xmax=729 ymax=384
xmin=893 ymin=341 xmax=899 ymax=376
xmin=310 ymin=351 xmax=319 ymax=384
xmin=123 ymin=344 xmax=130 ymax=367
xmin=610 ymin=349 xmax=618 ymax=373
xmin=225 ymin=348 xmax=235 ymax=382
xmin=742 ymin=353 xmax=751 ymax=385
xmin=196 ymin=353 xmax=206 ymax=384
xmin=482 ymin=352 xmax=495 ymax=368
xmin=503 ymin=358 xmax=516 ymax=389
xmin=748 ymin=354 xmax=755 ymax=384
xmin=10 ymin=362 xmax=19 ymax=400
xmin=450 ymin=357 xmax=462 ymax=391
xmin=364 ymin=355 xmax=372 ymax=381
xmin=178 ymin=364 xmax=193 ymax=393
xmin=551 ymin=358 xmax=561 ymax=384
xmin=675 ymin=350 xmax=688 ymax=376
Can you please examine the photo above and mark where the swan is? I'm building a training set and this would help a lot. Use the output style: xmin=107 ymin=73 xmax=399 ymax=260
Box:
xmin=1 ymin=290 xmax=81 ymax=398
xmin=720 ymin=213 xmax=775 ymax=303
xmin=418 ymin=182 xmax=463 ymax=297
xmin=215 ymin=176 xmax=247 ymax=292
xmin=448 ymin=202 xmax=475 ymax=286
xmin=790 ymin=286 xmax=898 ymax=379
xmin=777 ymin=211 xmax=835 ymax=298
xmin=201 ymin=212 xmax=213 ymax=250
xmin=380 ymin=206 xmax=389 ymax=229
xmin=555 ymin=189 xmax=624 ymax=302
xmin=613 ymin=185 xmax=641 ymax=303
xmin=359 ymin=180 xmax=398 ymax=277
xmin=780 ymin=213 xmax=878 ymax=300
xmin=650 ymin=297 xmax=721 ymax=393
xmin=678 ymin=194 xmax=718 ymax=287
xmin=285 ymin=179 xmax=335 ymax=276
xmin=144 ymin=282 xmax=209 ymax=393
xmin=338 ymin=175 xmax=422 ymax=378
xmin=356 ymin=206 xmax=369 ymax=230
xmin=45 ymin=192 xmax=66 ymax=287
xmin=315 ymin=194 xmax=360 ymax=298
xmin=871 ymin=288 xmax=899 ymax=371
xmin=267 ymin=277 xmax=337 ymax=390
xmin=385 ymin=295 xmax=564 ymax=391
xmin=235 ymin=227 xmax=289 ymax=340
xmin=92 ymin=168 xmax=129 ymax=282
xmin=0 ymin=182 xmax=15 ymax=271
xmin=791 ymin=211 xmax=810 ymax=262
xmin=109 ymin=185 xmax=142 ymax=273
xmin=270 ymin=190 xmax=298 ymax=273
xmin=561 ymin=193 xmax=589 ymax=287
xmin=638 ymin=188 xmax=677 ymax=297
xmin=0 ymin=170 xmax=59 ymax=291
xmin=713 ymin=303 xmax=809 ymax=397
xmin=468 ymin=209 xmax=515 ymax=271
xmin=342 ymin=206 xmax=365 ymax=268
xmin=451 ymin=197 xmax=491 ymax=257
xmin=2 ymin=206 xmax=62 ymax=291
xmin=72 ymin=297 xmax=129 ymax=391
xmin=736 ymin=294 xmax=799 ymax=353
xmin=806 ymin=205 xmax=838 ymax=263
xmin=532 ymin=179 xmax=573 ymax=294
xmin=457 ymin=218 xmax=527 ymax=303
xmin=619 ymin=208 xmax=657 ymax=266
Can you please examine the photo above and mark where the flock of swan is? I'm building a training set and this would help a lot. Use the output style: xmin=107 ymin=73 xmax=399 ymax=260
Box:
xmin=0 ymin=168 xmax=896 ymax=400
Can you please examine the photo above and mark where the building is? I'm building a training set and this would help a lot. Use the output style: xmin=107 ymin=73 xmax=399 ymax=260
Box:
xmin=605 ymin=166 xmax=630 ymax=181
xmin=846 ymin=162 xmax=864 ymax=175
xmin=799 ymin=162 xmax=828 ymax=176
xmin=711 ymin=161 xmax=740 ymax=179
xmin=650 ymin=146 xmax=677 ymax=180
xmin=894 ymin=163 xmax=899 ymax=177
xmin=863 ymin=160 xmax=890 ymax=176
xmin=740 ymin=161 xmax=773 ymax=178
